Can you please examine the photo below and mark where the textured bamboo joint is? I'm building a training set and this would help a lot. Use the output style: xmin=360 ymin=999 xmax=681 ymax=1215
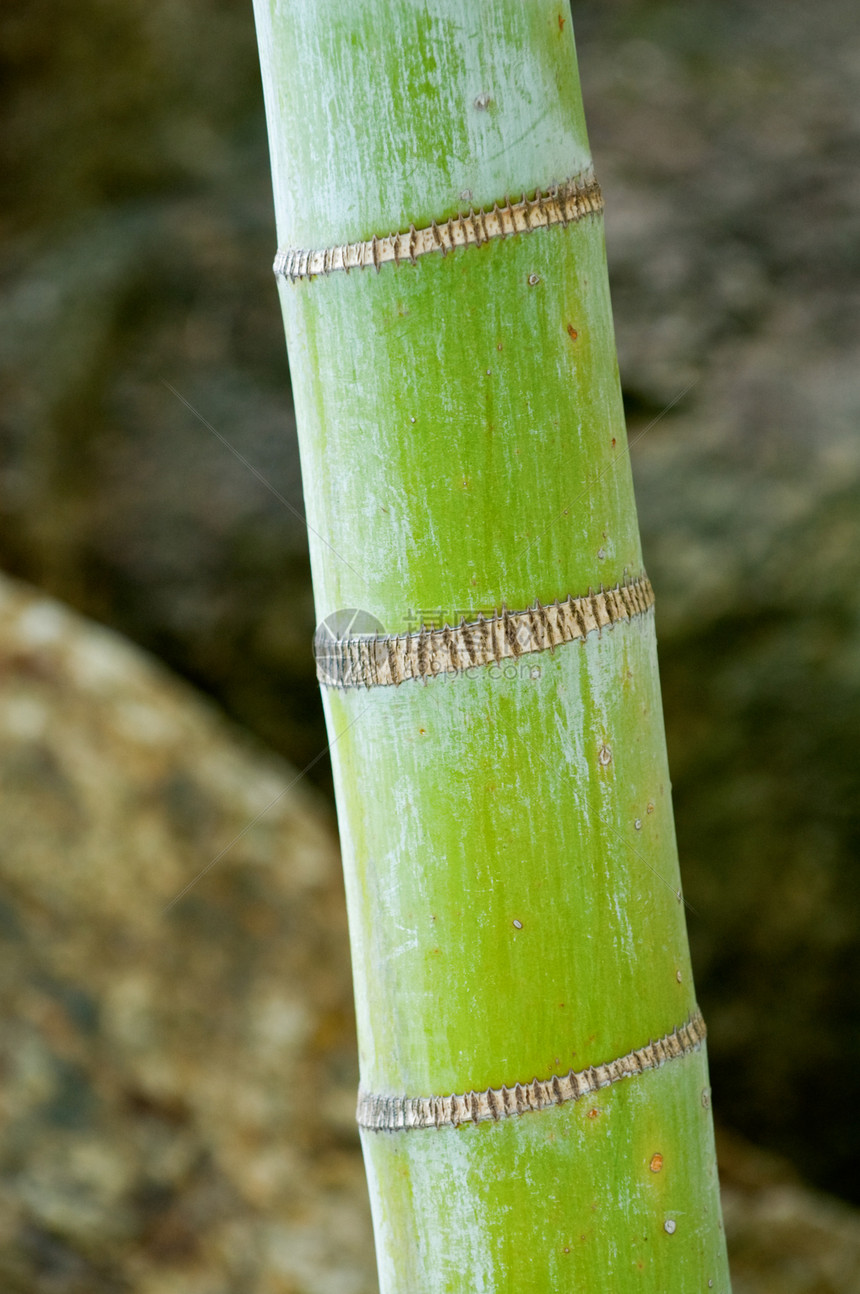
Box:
xmin=274 ymin=173 xmax=603 ymax=281
xmin=315 ymin=574 xmax=654 ymax=689
xmin=358 ymin=1011 xmax=706 ymax=1132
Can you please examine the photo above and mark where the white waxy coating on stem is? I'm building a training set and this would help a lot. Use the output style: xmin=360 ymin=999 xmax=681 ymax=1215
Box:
xmin=253 ymin=0 xmax=593 ymax=246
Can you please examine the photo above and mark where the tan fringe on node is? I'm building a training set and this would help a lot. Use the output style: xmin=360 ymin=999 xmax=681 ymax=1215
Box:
xmin=315 ymin=574 xmax=654 ymax=689
xmin=274 ymin=174 xmax=603 ymax=281
xmin=358 ymin=1011 xmax=706 ymax=1131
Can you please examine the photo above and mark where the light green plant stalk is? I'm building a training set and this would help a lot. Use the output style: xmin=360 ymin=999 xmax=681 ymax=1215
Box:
xmin=253 ymin=2 xmax=730 ymax=1289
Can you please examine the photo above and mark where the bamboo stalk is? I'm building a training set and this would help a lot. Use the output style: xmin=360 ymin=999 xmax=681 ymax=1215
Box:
xmin=253 ymin=2 xmax=731 ymax=1289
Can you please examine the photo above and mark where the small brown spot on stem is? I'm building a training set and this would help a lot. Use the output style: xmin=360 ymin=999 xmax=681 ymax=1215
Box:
xmin=558 ymin=13 xmax=566 ymax=30
xmin=650 ymin=1153 xmax=664 ymax=1173
xmin=566 ymin=324 xmax=578 ymax=340
xmin=647 ymin=801 xmax=654 ymax=814
xmin=587 ymin=1107 xmax=600 ymax=1120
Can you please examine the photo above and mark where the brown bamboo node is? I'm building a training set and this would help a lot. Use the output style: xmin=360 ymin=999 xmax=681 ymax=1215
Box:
xmin=357 ymin=1011 xmax=706 ymax=1132
xmin=274 ymin=174 xmax=603 ymax=282
xmin=315 ymin=573 xmax=654 ymax=689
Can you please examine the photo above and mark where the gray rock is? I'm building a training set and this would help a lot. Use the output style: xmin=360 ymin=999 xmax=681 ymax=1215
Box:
xmin=0 ymin=574 xmax=375 ymax=1293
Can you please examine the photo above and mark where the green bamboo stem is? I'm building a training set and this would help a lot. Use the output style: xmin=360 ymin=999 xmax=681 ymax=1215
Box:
xmin=253 ymin=2 xmax=730 ymax=1289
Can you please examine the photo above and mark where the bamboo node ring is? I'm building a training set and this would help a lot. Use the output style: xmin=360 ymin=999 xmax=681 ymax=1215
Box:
xmin=357 ymin=1010 xmax=707 ymax=1131
xmin=273 ymin=173 xmax=603 ymax=282
xmin=314 ymin=573 xmax=654 ymax=689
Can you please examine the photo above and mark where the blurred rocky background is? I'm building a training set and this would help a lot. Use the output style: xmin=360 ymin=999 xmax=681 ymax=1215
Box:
xmin=0 ymin=0 xmax=857 ymax=1289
